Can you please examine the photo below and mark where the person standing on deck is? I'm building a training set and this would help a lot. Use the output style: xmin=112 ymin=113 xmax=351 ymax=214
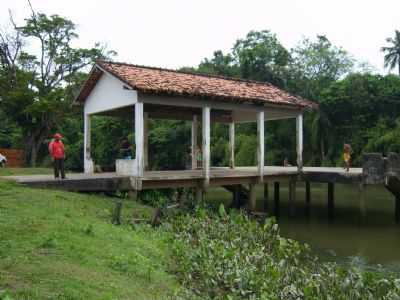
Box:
xmin=49 ymin=133 xmax=66 ymax=179
xmin=120 ymin=138 xmax=132 ymax=159
xmin=343 ymin=143 xmax=352 ymax=172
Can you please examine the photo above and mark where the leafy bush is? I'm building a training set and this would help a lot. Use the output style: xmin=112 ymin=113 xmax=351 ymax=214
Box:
xmin=167 ymin=208 xmax=400 ymax=299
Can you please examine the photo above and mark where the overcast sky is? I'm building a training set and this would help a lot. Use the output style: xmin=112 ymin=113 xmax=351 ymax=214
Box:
xmin=2 ymin=0 xmax=400 ymax=73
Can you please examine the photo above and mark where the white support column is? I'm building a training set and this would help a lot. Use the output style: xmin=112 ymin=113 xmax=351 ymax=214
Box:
xmin=296 ymin=112 xmax=303 ymax=171
xmin=202 ymin=106 xmax=211 ymax=186
xmin=135 ymin=102 xmax=145 ymax=177
xmin=191 ymin=115 xmax=198 ymax=170
xmin=257 ymin=111 xmax=265 ymax=182
xmin=144 ymin=112 xmax=149 ymax=170
xmin=84 ymin=113 xmax=94 ymax=173
xmin=229 ymin=122 xmax=235 ymax=169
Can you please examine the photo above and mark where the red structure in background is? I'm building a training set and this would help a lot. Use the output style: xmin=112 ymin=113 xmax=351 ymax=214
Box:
xmin=0 ymin=149 xmax=25 ymax=167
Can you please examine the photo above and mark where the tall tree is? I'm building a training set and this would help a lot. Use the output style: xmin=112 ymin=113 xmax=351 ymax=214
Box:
xmin=0 ymin=4 xmax=115 ymax=166
xmin=382 ymin=30 xmax=400 ymax=75
xmin=232 ymin=30 xmax=290 ymax=86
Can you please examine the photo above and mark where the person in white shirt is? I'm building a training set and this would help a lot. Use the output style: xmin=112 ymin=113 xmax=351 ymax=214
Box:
xmin=0 ymin=153 xmax=6 ymax=167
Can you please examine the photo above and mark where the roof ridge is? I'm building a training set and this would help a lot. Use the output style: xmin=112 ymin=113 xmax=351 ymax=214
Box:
xmin=95 ymin=59 xmax=276 ymax=87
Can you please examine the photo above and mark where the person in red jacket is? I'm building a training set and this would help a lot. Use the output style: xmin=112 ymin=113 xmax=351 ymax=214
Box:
xmin=49 ymin=133 xmax=66 ymax=179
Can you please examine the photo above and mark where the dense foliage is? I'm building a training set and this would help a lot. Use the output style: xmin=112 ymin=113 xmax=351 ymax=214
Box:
xmin=168 ymin=208 xmax=400 ymax=300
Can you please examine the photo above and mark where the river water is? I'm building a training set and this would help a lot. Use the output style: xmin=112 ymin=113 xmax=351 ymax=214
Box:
xmin=277 ymin=183 xmax=400 ymax=268
xmin=208 ymin=183 xmax=400 ymax=268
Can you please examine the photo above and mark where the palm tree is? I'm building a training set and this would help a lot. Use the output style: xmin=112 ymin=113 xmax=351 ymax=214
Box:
xmin=382 ymin=30 xmax=400 ymax=75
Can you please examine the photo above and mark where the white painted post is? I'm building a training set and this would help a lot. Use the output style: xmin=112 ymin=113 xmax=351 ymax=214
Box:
xmin=229 ymin=122 xmax=235 ymax=169
xmin=135 ymin=102 xmax=144 ymax=177
xmin=296 ymin=113 xmax=303 ymax=171
xmin=84 ymin=113 xmax=94 ymax=173
xmin=257 ymin=111 xmax=265 ymax=182
xmin=191 ymin=115 xmax=198 ymax=170
xmin=202 ymin=106 xmax=211 ymax=186
xmin=144 ymin=112 xmax=149 ymax=170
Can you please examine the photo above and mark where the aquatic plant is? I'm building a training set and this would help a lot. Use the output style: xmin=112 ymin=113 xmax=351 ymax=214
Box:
xmin=167 ymin=206 xmax=400 ymax=299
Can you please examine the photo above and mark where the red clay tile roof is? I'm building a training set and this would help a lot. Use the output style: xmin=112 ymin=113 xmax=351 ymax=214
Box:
xmin=76 ymin=60 xmax=317 ymax=109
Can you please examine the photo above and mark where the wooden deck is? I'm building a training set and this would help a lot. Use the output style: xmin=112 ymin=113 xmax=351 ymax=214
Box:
xmin=2 ymin=166 xmax=363 ymax=192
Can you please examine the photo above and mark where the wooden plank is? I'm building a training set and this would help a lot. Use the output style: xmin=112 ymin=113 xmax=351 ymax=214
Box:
xmin=202 ymin=106 xmax=211 ymax=186
xmin=257 ymin=111 xmax=265 ymax=182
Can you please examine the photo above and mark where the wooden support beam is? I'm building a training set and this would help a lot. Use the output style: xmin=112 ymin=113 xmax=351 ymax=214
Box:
xmin=128 ymin=190 xmax=137 ymax=200
xmin=202 ymin=106 xmax=211 ymax=186
xmin=249 ymin=183 xmax=257 ymax=211
xmin=83 ymin=113 xmax=93 ymax=173
xmin=305 ymin=181 xmax=311 ymax=216
xmin=229 ymin=122 xmax=235 ymax=169
xmin=191 ymin=115 xmax=198 ymax=170
xmin=144 ymin=112 xmax=149 ymax=170
xmin=396 ymin=197 xmax=400 ymax=224
xmin=257 ymin=111 xmax=265 ymax=182
xmin=288 ymin=179 xmax=296 ymax=217
xmin=233 ymin=185 xmax=240 ymax=208
xmin=358 ymin=182 xmax=366 ymax=219
xmin=195 ymin=187 xmax=203 ymax=203
xmin=135 ymin=102 xmax=145 ymax=177
xmin=263 ymin=183 xmax=269 ymax=212
xmin=296 ymin=113 xmax=303 ymax=172
xmin=274 ymin=182 xmax=280 ymax=218
xmin=328 ymin=182 xmax=334 ymax=220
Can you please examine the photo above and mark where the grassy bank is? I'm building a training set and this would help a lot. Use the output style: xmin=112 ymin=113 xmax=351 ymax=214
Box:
xmin=0 ymin=168 xmax=52 ymax=176
xmin=0 ymin=180 xmax=179 ymax=299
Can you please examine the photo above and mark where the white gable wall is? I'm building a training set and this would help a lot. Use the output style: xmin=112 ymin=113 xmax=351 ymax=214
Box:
xmin=84 ymin=71 xmax=138 ymax=115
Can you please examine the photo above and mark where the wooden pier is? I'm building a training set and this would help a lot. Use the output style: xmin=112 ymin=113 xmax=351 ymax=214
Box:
xmin=3 ymin=159 xmax=400 ymax=223
xmin=3 ymin=166 xmax=362 ymax=192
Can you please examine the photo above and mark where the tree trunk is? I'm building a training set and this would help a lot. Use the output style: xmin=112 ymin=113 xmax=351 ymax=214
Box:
xmin=320 ymin=138 xmax=326 ymax=164
xmin=30 ymin=144 xmax=39 ymax=167
xmin=26 ymin=125 xmax=51 ymax=167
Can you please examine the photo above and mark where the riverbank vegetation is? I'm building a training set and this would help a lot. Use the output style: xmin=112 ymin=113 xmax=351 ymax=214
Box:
xmin=1 ymin=180 xmax=400 ymax=299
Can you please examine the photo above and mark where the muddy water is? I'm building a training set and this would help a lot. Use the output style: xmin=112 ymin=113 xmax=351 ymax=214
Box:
xmin=276 ymin=183 xmax=400 ymax=267
xmin=207 ymin=183 xmax=400 ymax=267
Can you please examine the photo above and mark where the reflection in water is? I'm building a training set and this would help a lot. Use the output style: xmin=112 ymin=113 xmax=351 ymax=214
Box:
xmin=207 ymin=183 xmax=400 ymax=267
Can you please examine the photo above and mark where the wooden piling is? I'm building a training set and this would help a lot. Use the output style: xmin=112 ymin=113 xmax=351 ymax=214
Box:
xmin=233 ymin=185 xmax=240 ymax=208
xmin=328 ymin=182 xmax=334 ymax=220
xmin=263 ymin=183 xmax=269 ymax=212
xmin=195 ymin=187 xmax=203 ymax=203
xmin=305 ymin=181 xmax=311 ymax=216
xmin=288 ymin=179 xmax=296 ymax=217
xmin=274 ymin=182 xmax=280 ymax=217
xmin=358 ymin=183 xmax=367 ymax=219
xmin=128 ymin=190 xmax=137 ymax=200
xmin=249 ymin=183 xmax=257 ymax=211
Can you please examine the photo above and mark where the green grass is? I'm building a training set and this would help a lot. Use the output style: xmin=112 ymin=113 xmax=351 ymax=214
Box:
xmin=0 ymin=168 xmax=52 ymax=176
xmin=0 ymin=180 xmax=179 ymax=299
